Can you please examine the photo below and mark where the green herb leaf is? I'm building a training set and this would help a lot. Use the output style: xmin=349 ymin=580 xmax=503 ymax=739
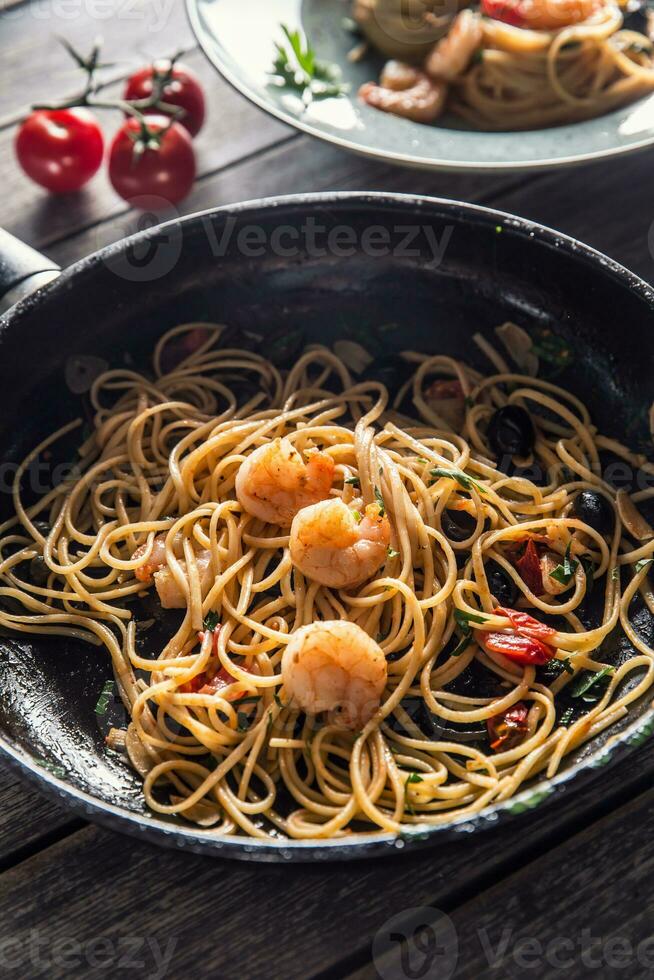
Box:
xmin=404 ymin=771 xmax=424 ymax=815
xmin=581 ymin=556 xmax=595 ymax=596
xmin=274 ymin=692 xmax=284 ymax=709
xmin=571 ymin=666 xmax=614 ymax=700
xmin=387 ymin=546 xmax=400 ymax=559
xmin=636 ymin=558 xmax=654 ymax=574
xmin=203 ymin=611 xmax=220 ymax=632
xmin=95 ymin=680 xmax=115 ymax=716
xmin=560 ymin=706 xmax=575 ymax=726
xmin=374 ymin=486 xmax=386 ymax=517
xmin=351 ymin=510 xmax=362 ymax=524
xmin=269 ymin=24 xmax=348 ymax=104
xmin=430 ymin=467 xmax=487 ymax=494
xmin=345 ymin=476 xmax=360 ymax=487
xmin=455 ymin=609 xmax=487 ymax=627
xmin=232 ymin=695 xmax=261 ymax=706
xmin=550 ymin=541 xmax=579 ymax=586
xmin=450 ymin=633 xmax=473 ymax=658
xmin=237 ymin=711 xmax=251 ymax=732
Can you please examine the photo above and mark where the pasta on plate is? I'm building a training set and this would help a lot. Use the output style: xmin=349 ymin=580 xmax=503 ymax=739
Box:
xmin=355 ymin=0 xmax=654 ymax=130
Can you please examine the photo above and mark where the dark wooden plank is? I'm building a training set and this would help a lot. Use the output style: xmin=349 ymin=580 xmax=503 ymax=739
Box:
xmin=1 ymin=736 xmax=653 ymax=980
xmin=0 ymin=47 xmax=291 ymax=251
xmin=45 ymin=134 xmax=527 ymax=269
xmin=0 ymin=762 xmax=80 ymax=867
xmin=361 ymin=783 xmax=654 ymax=980
xmin=480 ymin=149 xmax=654 ymax=284
xmin=0 ymin=0 xmax=195 ymax=124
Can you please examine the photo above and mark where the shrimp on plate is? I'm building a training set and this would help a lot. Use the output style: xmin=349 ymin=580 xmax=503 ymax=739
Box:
xmin=480 ymin=0 xmax=598 ymax=30
xmin=290 ymin=497 xmax=391 ymax=589
xmin=235 ymin=437 xmax=335 ymax=527
xmin=131 ymin=533 xmax=213 ymax=609
xmin=425 ymin=10 xmax=483 ymax=82
xmin=281 ymin=621 xmax=388 ymax=730
xmin=359 ymin=60 xmax=447 ymax=123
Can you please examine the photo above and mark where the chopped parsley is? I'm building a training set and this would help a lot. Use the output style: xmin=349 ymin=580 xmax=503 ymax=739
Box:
xmin=636 ymin=558 xmax=653 ymax=574
xmin=450 ymin=609 xmax=486 ymax=658
xmin=203 ymin=611 xmax=220 ymax=632
xmin=430 ymin=467 xmax=487 ymax=495
xmin=374 ymin=486 xmax=386 ymax=516
xmin=455 ymin=609 xmax=488 ymax=627
xmin=404 ymin=772 xmax=424 ymax=815
xmin=570 ymin=666 xmax=615 ymax=702
xmin=550 ymin=541 xmax=579 ymax=586
xmin=345 ymin=476 xmax=360 ymax=488
xmin=387 ymin=546 xmax=400 ymax=559
xmin=581 ymin=556 xmax=595 ymax=596
xmin=94 ymin=680 xmax=115 ymax=716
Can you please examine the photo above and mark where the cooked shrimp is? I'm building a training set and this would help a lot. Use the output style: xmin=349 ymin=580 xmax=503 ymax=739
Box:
xmin=290 ymin=498 xmax=391 ymax=589
xmin=131 ymin=534 xmax=213 ymax=608
xmin=153 ymin=551 xmax=213 ymax=609
xmin=481 ymin=0 xmax=598 ymax=30
xmin=281 ymin=621 xmax=388 ymax=730
xmin=359 ymin=62 xmax=447 ymax=123
xmin=132 ymin=533 xmax=183 ymax=583
xmin=425 ymin=10 xmax=483 ymax=82
xmin=235 ymin=437 xmax=335 ymax=527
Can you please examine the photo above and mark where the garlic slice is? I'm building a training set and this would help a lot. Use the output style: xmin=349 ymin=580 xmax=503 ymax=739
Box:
xmin=617 ymin=489 xmax=653 ymax=541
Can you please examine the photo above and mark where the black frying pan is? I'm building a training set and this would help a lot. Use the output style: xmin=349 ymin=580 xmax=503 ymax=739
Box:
xmin=0 ymin=192 xmax=652 ymax=862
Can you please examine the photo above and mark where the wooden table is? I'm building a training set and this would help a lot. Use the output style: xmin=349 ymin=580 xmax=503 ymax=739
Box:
xmin=2 ymin=3 xmax=654 ymax=978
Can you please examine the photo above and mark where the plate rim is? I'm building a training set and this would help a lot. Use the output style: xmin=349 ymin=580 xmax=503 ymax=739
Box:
xmin=2 ymin=189 xmax=654 ymax=862
xmin=186 ymin=0 xmax=654 ymax=173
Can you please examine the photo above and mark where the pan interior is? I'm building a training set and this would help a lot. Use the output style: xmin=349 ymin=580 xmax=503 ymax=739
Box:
xmin=0 ymin=198 xmax=652 ymax=845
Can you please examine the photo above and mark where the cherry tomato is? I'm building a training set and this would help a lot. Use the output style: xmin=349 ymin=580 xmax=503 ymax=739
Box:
xmin=481 ymin=631 xmax=554 ymax=666
xmin=15 ymin=108 xmax=104 ymax=194
xmin=481 ymin=0 xmax=525 ymax=26
xmin=487 ymin=702 xmax=529 ymax=751
xmin=108 ymin=116 xmax=196 ymax=206
xmin=493 ymin=606 xmax=556 ymax=642
xmin=515 ymin=538 xmax=544 ymax=596
xmin=123 ymin=61 xmax=206 ymax=137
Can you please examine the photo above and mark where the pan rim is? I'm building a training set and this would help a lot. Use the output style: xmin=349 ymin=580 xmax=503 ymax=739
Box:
xmin=1 ymin=190 xmax=653 ymax=861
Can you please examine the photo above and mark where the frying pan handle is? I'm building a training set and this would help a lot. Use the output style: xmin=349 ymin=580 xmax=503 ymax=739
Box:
xmin=0 ymin=228 xmax=60 ymax=314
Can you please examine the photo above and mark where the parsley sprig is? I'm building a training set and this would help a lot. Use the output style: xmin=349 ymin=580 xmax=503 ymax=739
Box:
xmin=270 ymin=25 xmax=348 ymax=105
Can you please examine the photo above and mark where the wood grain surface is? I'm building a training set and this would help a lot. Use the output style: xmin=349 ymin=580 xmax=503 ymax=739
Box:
xmin=2 ymin=3 xmax=654 ymax=978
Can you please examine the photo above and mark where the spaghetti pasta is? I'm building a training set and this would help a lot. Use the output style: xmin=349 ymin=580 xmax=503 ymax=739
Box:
xmin=1 ymin=322 xmax=653 ymax=840
xmin=358 ymin=1 xmax=654 ymax=131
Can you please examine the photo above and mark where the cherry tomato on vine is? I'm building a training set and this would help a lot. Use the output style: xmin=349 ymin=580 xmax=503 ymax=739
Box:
xmin=15 ymin=108 xmax=104 ymax=194
xmin=108 ymin=116 xmax=196 ymax=206
xmin=123 ymin=61 xmax=206 ymax=137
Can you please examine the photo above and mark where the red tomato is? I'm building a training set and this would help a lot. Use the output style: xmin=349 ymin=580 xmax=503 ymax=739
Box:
xmin=482 ymin=631 xmax=554 ymax=666
xmin=493 ymin=606 xmax=556 ymax=642
xmin=15 ymin=108 xmax=104 ymax=194
xmin=487 ymin=702 xmax=529 ymax=751
xmin=108 ymin=116 xmax=196 ymax=206
xmin=426 ymin=379 xmax=463 ymax=400
xmin=123 ymin=61 xmax=206 ymax=137
xmin=481 ymin=0 xmax=525 ymax=25
xmin=515 ymin=538 xmax=544 ymax=596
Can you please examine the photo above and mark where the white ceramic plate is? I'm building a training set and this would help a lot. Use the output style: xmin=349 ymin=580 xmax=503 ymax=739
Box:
xmin=187 ymin=0 xmax=654 ymax=172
